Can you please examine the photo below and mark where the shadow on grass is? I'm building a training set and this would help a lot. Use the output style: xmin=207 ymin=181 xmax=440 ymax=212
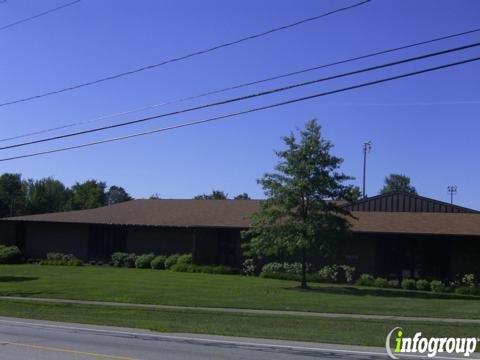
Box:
xmin=0 ymin=276 xmax=38 ymax=283
xmin=286 ymin=285 xmax=480 ymax=301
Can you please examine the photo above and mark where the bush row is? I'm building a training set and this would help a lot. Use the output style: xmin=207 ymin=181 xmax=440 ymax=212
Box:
xmin=111 ymin=252 xmax=192 ymax=269
xmin=108 ymin=252 xmax=235 ymax=274
xmin=40 ymin=253 xmax=83 ymax=266
xmin=355 ymin=273 xmax=480 ymax=295
xmin=259 ymin=262 xmax=356 ymax=284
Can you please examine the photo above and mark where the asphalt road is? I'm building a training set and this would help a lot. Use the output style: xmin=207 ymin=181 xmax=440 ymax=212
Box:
xmin=0 ymin=316 xmax=469 ymax=360
xmin=0 ymin=316 xmax=398 ymax=360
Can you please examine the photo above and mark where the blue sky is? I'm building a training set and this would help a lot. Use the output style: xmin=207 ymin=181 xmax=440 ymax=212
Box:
xmin=0 ymin=0 xmax=479 ymax=208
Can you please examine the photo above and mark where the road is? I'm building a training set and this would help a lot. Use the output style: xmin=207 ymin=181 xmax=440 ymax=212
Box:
xmin=0 ymin=316 xmax=476 ymax=360
xmin=0 ymin=316 xmax=395 ymax=360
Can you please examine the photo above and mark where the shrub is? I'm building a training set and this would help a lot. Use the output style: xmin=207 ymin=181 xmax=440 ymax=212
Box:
xmin=241 ymin=258 xmax=256 ymax=276
xmin=261 ymin=262 xmax=311 ymax=276
xmin=318 ymin=264 xmax=356 ymax=284
xmin=416 ymin=279 xmax=431 ymax=291
xmin=356 ymin=273 xmax=375 ymax=287
xmin=388 ymin=279 xmax=400 ymax=288
xmin=66 ymin=258 xmax=83 ymax=266
xmin=455 ymin=286 xmax=480 ymax=296
xmin=401 ymin=278 xmax=416 ymax=290
xmin=111 ymin=252 xmax=137 ymax=268
xmin=170 ymin=263 xmax=191 ymax=273
xmin=165 ymin=254 xmax=180 ymax=269
xmin=171 ymin=263 xmax=236 ymax=275
xmin=151 ymin=255 xmax=167 ymax=270
xmin=374 ymin=277 xmax=389 ymax=288
xmin=135 ymin=253 xmax=155 ymax=269
xmin=41 ymin=252 xmax=83 ymax=266
xmin=430 ymin=280 xmax=449 ymax=293
xmin=177 ymin=254 xmax=192 ymax=265
xmin=0 ymin=245 xmax=22 ymax=264
xmin=46 ymin=253 xmax=64 ymax=261
xmin=461 ymin=274 xmax=476 ymax=288
xmin=318 ymin=265 xmax=340 ymax=283
xmin=340 ymin=265 xmax=356 ymax=284
xmin=261 ymin=262 xmax=284 ymax=274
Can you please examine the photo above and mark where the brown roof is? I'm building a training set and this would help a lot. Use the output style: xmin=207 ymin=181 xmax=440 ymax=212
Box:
xmin=3 ymin=199 xmax=260 ymax=229
xmin=3 ymin=199 xmax=480 ymax=236
xmin=350 ymin=212 xmax=480 ymax=236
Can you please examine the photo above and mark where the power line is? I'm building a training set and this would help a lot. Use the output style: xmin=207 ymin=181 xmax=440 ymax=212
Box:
xmin=3 ymin=25 xmax=480 ymax=143
xmin=2 ymin=41 xmax=479 ymax=151
xmin=0 ymin=0 xmax=81 ymax=32
xmin=1 ymin=55 xmax=479 ymax=163
xmin=0 ymin=0 xmax=370 ymax=108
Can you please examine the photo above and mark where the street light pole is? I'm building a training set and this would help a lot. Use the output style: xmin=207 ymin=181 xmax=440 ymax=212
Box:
xmin=362 ymin=141 xmax=372 ymax=198
xmin=447 ymin=185 xmax=457 ymax=205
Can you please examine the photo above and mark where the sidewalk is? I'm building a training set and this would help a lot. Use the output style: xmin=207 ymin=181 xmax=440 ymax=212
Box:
xmin=0 ymin=295 xmax=478 ymax=324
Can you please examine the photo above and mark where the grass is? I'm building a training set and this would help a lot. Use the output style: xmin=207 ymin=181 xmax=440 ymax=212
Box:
xmin=0 ymin=299 xmax=478 ymax=347
xmin=0 ymin=265 xmax=479 ymax=319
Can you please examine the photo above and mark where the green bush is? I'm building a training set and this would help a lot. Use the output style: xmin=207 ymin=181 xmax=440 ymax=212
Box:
xmin=241 ymin=258 xmax=256 ymax=276
xmin=317 ymin=265 xmax=355 ymax=284
xmin=340 ymin=265 xmax=356 ymax=284
xmin=111 ymin=252 xmax=137 ymax=268
xmin=430 ymin=280 xmax=449 ymax=293
xmin=461 ymin=274 xmax=476 ymax=287
xmin=165 ymin=254 xmax=180 ymax=269
xmin=177 ymin=254 xmax=192 ymax=265
xmin=46 ymin=253 xmax=64 ymax=261
xmin=261 ymin=262 xmax=312 ymax=276
xmin=416 ymin=279 xmax=431 ymax=291
xmin=135 ymin=253 xmax=155 ymax=269
xmin=355 ymin=273 xmax=375 ymax=287
xmin=388 ymin=279 xmax=400 ymax=288
xmin=0 ymin=245 xmax=22 ymax=264
xmin=318 ymin=265 xmax=340 ymax=283
xmin=455 ymin=286 xmax=480 ymax=296
xmin=171 ymin=263 xmax=236 ymax=275
xmin=66 ymin=258 xmax=83 ymax=266
xmin=151 ymin=255 xmax=167 ymax=270
xmin=401 ymin=278 xmax=416 ymax=290
xmin=374 ymin=277 xmax=389 ymax=288
xmin=261 ymin=262 xmax=284 ymax=274
xmin=41 ymin=252 xmax=83 ymax=266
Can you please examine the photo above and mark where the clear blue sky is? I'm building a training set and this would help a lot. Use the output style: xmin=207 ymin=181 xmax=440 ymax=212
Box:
xmin=1 ymin=0 xmax=479 ymax=208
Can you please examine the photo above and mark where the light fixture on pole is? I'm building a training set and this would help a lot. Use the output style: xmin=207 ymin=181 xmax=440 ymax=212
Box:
xmin=447 ymin=185 xmax=457 ymax=205
xmin=362 ymin=141 xmax=372 ymax=198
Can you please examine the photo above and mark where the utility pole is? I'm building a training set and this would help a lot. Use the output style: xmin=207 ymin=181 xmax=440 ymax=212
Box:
xmin=447 ymin=185 xmax=457 ymax=205
xmin=362 ymin=141 xmax=372 ymax=198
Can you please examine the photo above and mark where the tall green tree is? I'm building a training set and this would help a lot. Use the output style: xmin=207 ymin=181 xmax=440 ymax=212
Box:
xmin=71 ymin=180 xmax=107 ymax=210
xmin=380 ymin=174 xmax=417 ymax=195
xmin=0 ymin=173 xmax=25 ymax=217
xmin=244 ymin=120 xmax=352 ymax=289
xmin=24 ymin=177 xmax=70 ymax=214
xmin=194 ymin=190 xmax=228 ymax=200
xmin=106 ymin=185 xmax=132 ymax=205
xmin=344 ymin=185 xmax=362 ymax=203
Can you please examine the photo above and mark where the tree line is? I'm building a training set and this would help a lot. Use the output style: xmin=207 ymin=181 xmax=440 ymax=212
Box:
xmin=0 ymin=174 xmax=132 ymax=218
xmin=0 ymin=174 xmax=254 ymax=218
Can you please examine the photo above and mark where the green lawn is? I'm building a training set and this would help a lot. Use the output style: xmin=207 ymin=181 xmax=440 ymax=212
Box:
xmin=0 ymin=265 xmax=479 ymax=319
xmin=0 ymin=299 xmax=478 ymax=348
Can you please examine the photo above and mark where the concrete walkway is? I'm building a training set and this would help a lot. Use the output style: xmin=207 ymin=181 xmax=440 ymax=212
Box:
xmin=0 ymin=295 xmax=479 ymax=324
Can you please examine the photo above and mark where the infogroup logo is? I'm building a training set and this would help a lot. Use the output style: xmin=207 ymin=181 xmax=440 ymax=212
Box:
xmin=386 ymin=327 xmax=478 ymax=359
